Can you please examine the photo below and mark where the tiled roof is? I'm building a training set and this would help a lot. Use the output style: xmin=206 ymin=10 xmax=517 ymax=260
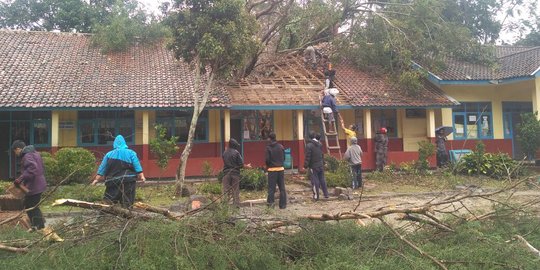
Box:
xmin=434 ymin=46 xmax=540 ymax=81
xmin=334 ymin=64 xmax=458 ymax=107
xmin=227 ymin=54 xmax=457 ymax=108
xmin=0 ymin=30 xmax=229 ymax=109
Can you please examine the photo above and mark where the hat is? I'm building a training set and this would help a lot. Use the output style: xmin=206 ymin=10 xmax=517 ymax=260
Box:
xmin=350 ymin=137 xmax=358 ymax=144
xmin=379 ymin=127 xmax=387 ymax=134
xmin=11 ymin=140 xmax=26 ymax=150
xmin=328 ymin=88 xmax=339 ymax=96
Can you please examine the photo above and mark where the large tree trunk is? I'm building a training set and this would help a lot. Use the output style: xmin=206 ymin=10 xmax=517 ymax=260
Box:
xmin=175 ymin=57 xmax=215 ymax=195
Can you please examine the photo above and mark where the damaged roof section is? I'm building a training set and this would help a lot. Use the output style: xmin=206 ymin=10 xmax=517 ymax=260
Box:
xmin=228 ymin=50 xmax=458 ymax=109
xmin=0 ymin=30 xmax=230 ymax=109
xmin=226 ymin=54 xmax=338 ymax=107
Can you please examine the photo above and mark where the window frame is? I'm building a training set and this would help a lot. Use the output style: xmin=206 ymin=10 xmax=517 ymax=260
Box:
xmin=155 ymin=110 xmax=209 ymax=143
xmin=77 ymin=111 xmax=135 ymax=146
xmin=452 ymin=102 xmax=493 ymax=140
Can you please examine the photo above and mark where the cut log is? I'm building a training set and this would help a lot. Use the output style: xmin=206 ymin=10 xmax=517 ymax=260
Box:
xmin=515 ymin=235 xmax=540 ymax=258
xmin=0 ymin=243 xmax=28 ymax=253
xmin=133 ymin=202 xmax=179 ymax=220
xmin=52 ymin=199 xmax=151 ymax=220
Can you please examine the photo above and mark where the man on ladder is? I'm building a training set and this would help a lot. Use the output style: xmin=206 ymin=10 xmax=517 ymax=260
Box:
xmin=320 ymin=88 xmax=342 ymax=158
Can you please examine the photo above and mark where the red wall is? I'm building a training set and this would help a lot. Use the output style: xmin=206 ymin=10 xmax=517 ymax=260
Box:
xmin=72 ymin=138 xmax=515 ymax=178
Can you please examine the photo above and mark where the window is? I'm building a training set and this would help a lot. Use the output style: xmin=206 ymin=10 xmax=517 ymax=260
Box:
xmin=78 ymin=111 xmax=135 ymax=145
xmin=371 ymin=109 xmax=397 ymax=137
xmin=303 ymin=109 xmax=324 ymax=140
xmin=156 ymin=110 xmax=208 ymax=143
xmin=452 ymin=102 xmax=492 ymax=140
xmin=230 ymin=110 xmax=273 ymax=141
xmin=7 ymin=111 xmax=51 ymax=147
xmin=354 ymin=110 xmax=365 ymax=138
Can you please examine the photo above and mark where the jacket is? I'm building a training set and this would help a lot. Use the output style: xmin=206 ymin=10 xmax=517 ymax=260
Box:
xmin=265 ymin=141 xmax=285 ymax=168
xmin=17 ymin=145 xmax=47 ymax=196
xmin=222 ymin=139 xmax=244 ymax=175
xmin=304 ymin=139 xmax=324 ymax=169
xmin=344 ymin=144 xmax=363 ymax=165
xmin=321 ymin=95 xmax=338 ymax=113
xmin=97 ymin=135 xmax=143 ymax=182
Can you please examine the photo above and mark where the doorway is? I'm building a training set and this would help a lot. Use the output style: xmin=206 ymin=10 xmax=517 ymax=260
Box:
xmin=221 ymin=119 xmax=243 ymax=155
xmin=503 ymin=102 xmax=533 ymax=159
xmin=0 ymin=122 xmax=10 ymax=179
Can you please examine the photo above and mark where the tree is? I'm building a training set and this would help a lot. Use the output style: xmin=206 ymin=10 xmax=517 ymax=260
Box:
xmin=517 ymin=112 xmax=540 ymax=160
xmin=149 ymin=125 xmax=179 ymax=177
xmin=165 ymin=0 xmax=260 ymax=195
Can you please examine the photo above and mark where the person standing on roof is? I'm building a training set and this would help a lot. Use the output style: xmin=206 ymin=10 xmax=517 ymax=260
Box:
xmin=265 ymin=132 xmax=287 ymax=209
xmin=92 ymin=135 xmax=145 ymax=208
xmin=374 ymin=127 xmax=388 ymax=172
xmin=321 ymin=88 xmax=339 ymax=134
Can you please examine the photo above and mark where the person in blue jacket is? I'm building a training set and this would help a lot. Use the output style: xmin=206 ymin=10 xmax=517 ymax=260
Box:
xmin=92 ymin=135 xmax=145 ymax=208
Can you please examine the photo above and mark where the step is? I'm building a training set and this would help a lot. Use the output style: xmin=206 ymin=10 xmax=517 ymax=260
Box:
xmin=325 ymin=132 xmax=338 ymax=136
xmin=328 ymin=146 xmax=341 ymax=150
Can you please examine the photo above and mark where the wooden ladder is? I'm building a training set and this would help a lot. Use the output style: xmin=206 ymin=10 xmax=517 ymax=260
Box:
xmin=320 ymin=111 xmax=342 ymax=158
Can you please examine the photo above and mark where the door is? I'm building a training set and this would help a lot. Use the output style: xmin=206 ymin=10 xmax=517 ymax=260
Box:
xmin=503 ymin=102 xmax=533 ymax=159
xmin=221 ymin=119 xmax=243 ymax=155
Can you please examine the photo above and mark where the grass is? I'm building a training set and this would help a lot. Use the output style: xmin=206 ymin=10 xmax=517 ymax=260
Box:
xmin=1 ymin=210 xmax=539 ymax=269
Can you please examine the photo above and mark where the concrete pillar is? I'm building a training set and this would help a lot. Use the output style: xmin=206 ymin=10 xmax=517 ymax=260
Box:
xmin=51 ymin=111 xmax=59 ymax=151
xmin=441 ymin=108 xmax=453 ymax=140
xmin=142 ymin=111 xmax=150 ymax=162
xmin=534 ymin=78 xmax=540 ymax=120
xmin=224 ymin=109 xmax=231 ymax=144
xmin=296 ymin=110 xmax=305 ymax=172
xmin=427 ymin=109 xmax=435 ymax=138
xmin=363 ymin=109 xmax=372 ymax=139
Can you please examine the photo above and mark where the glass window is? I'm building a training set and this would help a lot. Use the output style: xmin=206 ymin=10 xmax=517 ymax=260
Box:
xmin=371 ymin=109 xmax=397 ymax=137
xmin=33 ymin=122 xmax=49 ymax=145
xmin=354 ymin=110 xmax=364 ymax=139
xmin=304 ymin=109 xmax=324 ymax=139
xmin=156 ymin=110 xmax=208 ymax=143
xmin=78 ymin=111 xmax=135 ymax=145
xmin=452 ymin=102 xmax=492 ymax=139
xmin=230 ymin=110 xmax=273 ymax=141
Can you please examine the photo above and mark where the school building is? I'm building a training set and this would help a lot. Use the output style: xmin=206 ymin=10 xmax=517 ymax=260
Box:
xmin=1 ymin=30 xmax=538 ymax=179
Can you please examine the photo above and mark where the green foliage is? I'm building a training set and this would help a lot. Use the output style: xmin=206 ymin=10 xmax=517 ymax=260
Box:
xmin=44 ymin=184 xmax=104 ymax=203
xmin=239 ymin=168 xmax=266 ymax=191
xmin=324 ymin=154 xmax=340 ymax=173
xmin=4 ymin=214 xmax=539 ymax=269
xmin=217 ymin=168 xmax=266 ymax=191
xmin=325 ymin=159 xmax=351 ymax=188
xmin=455 ymin=141 xmax=523 ymax=179
xmin=201 ymin=161 xmax=214 ymax=177
xmin=198 ymin=182 xmax=222 ymax=195
xmin=165 ymin=0 xmax=260 ymax=78
xmin=398 ymin=70 xmax=427 ymax=96
xmin=416 ymin=140 xmax=436 ymax=172
xmin=516 ymin=112 xmax=540 ymax=160
xmin=149 ymin=124 xmax=179 ymax=171
xmin=42 ymin=148 xmax=96 ymax=185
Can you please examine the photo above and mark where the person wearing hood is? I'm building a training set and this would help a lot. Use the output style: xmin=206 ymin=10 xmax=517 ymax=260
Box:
xmin=265 ymin=132 xmax=287 ymax=209
xmin=375 ymin=127 xmax=388 ymax=172
xmin=12 ymin=140 xmax=47 ymax=231
xmin=304 ymin=131 xmax=329 ymax=200
xmin=435 ymin=129 xmax=448 ymax=167
xmin=92 ymin=135 xmax=145 ymax=208
xmin=343 ymin=137 xmax=363 ymax=189
xmin=222 ymin=138 xmax=249 ymax=207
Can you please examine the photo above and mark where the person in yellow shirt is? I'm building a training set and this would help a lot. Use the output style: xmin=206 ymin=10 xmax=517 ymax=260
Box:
xmin=340 ymin=117 xmax=357 ymax=147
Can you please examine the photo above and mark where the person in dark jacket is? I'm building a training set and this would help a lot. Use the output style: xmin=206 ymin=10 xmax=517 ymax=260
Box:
xmin=304 ymin=131 xmax=329 ymax=200
xmin=92 ymin=135 xmax=145 ymax=208
xmin=221 ymin=138 xmax=248 ymax=206
xmin=435 ymin=129 xmax=448 ymax=167
xmin=265 ymin=132 xmax=287 ymax=209
xmin=375 ymin=127 xmax=388 ymax=172
xmin=321 ymin=88 xmax=339 ymax=133
xmin=12 ymin=140 xmax=47 ymax=230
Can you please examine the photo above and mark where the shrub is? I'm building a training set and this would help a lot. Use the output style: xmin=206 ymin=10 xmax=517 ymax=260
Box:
xmin=149 ymin=124 xmax=179 ymax=172
xmin=324 ymin=154 xmax=340 ymax=173
xmin=516 ymin=112 xmax=540 ymax=160
xmin=198 ymin=182 xmax=222 ymax=195
xmin=325 ymin=160 xmax=351 ymax=188
xmin=455 ymin=142 xmax=523 ymax=179
xmin=416 ymin=140 xmax=435 ymax=172
xmin=240 ymin=168 xmax=267 ymax=191
xmin=201 ymin=161 xmax=214 ymax=177
xmin=45 ymin=148 xmax=96 ymax=185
